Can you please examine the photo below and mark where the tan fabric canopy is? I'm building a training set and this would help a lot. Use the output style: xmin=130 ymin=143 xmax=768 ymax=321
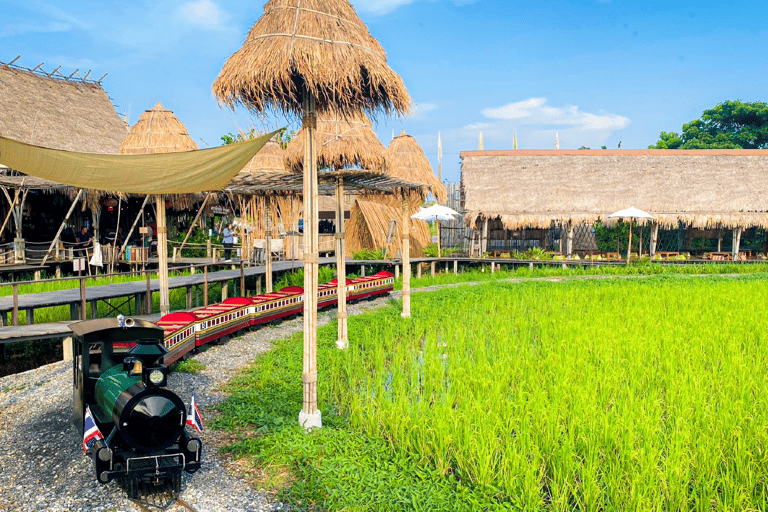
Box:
xmin=0 ymin=132 xmax=276 ymax=194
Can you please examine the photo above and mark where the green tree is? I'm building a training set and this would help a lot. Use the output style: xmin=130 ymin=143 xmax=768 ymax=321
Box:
xmin=221 ymin=127 xmax=294 ymax=148
xmin=650 ymin=100 xmax=768 ymax=149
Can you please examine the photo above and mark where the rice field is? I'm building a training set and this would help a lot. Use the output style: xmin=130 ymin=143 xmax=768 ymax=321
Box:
xmin=222 ymin=274 xmax=768 ymax=511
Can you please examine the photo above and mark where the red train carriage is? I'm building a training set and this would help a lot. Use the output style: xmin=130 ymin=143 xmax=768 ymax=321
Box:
xmin=192 ymin=302 xmax=251 ymax=346
xmin=154 ymin=271 xmax=395 ymax=367
xmin=155 ymin=312 xmax=198 ymax=365
xmin=250 ymin=286 xmax=304 ymax=325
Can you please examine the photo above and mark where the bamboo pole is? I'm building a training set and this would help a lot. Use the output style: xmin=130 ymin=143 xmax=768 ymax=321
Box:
xmin=110 ymin=196 xmax=122 ymax=273
xmin=266 ymin=229 xmax=273 ymax=292
xmin=335 ymin=178 xmax=348 ymax=349
xmin=401 ymin=194 xmax=411 ymax=318
xmin=299 ymin=91 xmax=321 ymax=430
xmin=733 ymin=227 xmax=743 ymax=260
xmin=41 ymin=188 xmax=83 ymax=266
xmin=178 ymin=193 xmax=211 ymax=256
xmin=119 ymin=195 xmax=151 ymax=261
xmin=650 ymin=223 xmax=659 ymax=258
xmin=156 ymin=196 xmax=170 ymax=315
xmin=0 ymin=180 xmax=25 ymax=238
xmin=626 ymin=221 xmax=633 ymax=265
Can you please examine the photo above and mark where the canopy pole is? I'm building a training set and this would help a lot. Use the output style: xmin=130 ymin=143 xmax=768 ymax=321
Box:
xmin=156 ymin=195 xmax=170 ymax=316
xmin=41 ymin=188 xmax=83 ymax=266
xmin=299 ymin=91 xmax=321 ymax=430
xmin=626 ymin=221 xmax=633 ymax=265
xmin=335 ymin=177 xmax=348 ymax=349
xmin=118 ymin=195 xmax=150 ymax=261
xmin=401 ymin=193 xmax=411 ymax=318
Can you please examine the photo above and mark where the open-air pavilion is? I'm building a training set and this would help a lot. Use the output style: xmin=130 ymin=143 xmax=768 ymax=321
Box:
xmin=461 ymin=149 xmax=768 ymax=259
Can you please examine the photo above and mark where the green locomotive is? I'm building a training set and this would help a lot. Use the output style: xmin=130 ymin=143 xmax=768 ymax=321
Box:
xmin=71 ymin=316 xmax=202 ymax=498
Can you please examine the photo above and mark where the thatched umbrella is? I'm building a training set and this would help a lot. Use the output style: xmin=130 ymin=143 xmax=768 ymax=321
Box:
xmin=213 ymin=0 xmax=411 ymax=430
xmin=285 ymin=111 xmax=386 ymax=350
xmin=120 ymin=102 xmax=199 ymax=315
xmin=385 ymin=130 xmax=445 ymax=318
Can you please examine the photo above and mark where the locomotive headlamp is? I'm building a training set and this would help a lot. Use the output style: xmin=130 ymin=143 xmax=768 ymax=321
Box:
xmin=145 ymin=367 xmax=167 ymax=387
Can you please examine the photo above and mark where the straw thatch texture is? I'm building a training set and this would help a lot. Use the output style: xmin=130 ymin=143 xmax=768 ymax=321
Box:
xmin=284 ymin=112 xmax=386 ymax=172
xmin=345 ymin=198 xmax=431 ymax=257
xmin=0 ymin=66 xmax=128 ymax=153
xmin=386 ymin=131 xmax=446 ymax=202
xmin=212 ymin=0 xmax=411 ymax=117
xmin=228 ymin=139 xmax=293 ymax=194
xmin=119 ymin=102 xmax=198 ymax=155
xmin=461 ymin=150 xmax=768 ymax=230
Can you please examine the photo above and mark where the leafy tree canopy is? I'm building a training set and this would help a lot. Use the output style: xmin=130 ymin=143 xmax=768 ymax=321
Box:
xmin=650 ymin=100 xmax=768 ymax=149
xmin=221 ymin=127 xmax=294 ymax=148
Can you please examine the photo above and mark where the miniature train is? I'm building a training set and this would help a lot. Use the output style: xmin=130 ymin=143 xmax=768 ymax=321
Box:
xmin=72 ymin=270 xmax=394 ymax=498
xmin=156 ymin=270 xmax=395 ymax=365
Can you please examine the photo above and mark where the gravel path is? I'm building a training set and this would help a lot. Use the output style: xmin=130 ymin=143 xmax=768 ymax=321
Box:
xmin=0 ymin=292 xmax=400 ymax=512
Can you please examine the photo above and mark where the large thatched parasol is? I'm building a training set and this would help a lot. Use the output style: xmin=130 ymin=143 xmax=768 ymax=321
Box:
xmin=120 ymin=102 xmax=198 ymax=316
xmin=284 ymin=112 xmax=387 ymax=173
xmin=383 ymin=130 xmax=445 ymax=319
xmin=213 ymin=0 xmax=412 ymax=430
xmin=285 ymin=111 xmax=387 ymax=350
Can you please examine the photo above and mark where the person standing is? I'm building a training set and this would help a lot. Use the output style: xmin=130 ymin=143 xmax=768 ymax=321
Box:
xmin=76 ymin=227 xmax=92 ymax=257
xmin=222 ymin=223 xmax=234 ymax=261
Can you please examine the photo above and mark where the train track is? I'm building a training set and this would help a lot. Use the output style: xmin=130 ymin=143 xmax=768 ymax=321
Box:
xmin=133 ymin=497 xmax=199 ymax=512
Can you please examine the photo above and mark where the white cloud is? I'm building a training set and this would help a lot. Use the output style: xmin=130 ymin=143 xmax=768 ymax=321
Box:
xmin=409 ymin=102 xmax=438 ymax=119
xmin=175 ymin=0 xmax=227 ymax=30
xmin=452 ymin=97 xmax=630 ymax=150
xmin=481 ymin=97 xmax=629 ymax=131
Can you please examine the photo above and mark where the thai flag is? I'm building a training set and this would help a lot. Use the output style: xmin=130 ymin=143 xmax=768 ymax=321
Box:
xmin=82 ymin=405 xmax=105 ymax=453
xmin=186 ymin=393 xmax=204 ymax=433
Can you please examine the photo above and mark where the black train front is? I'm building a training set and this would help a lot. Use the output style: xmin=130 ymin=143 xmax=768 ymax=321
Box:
xmin=71 ymin=316 xmax=202 ymax=498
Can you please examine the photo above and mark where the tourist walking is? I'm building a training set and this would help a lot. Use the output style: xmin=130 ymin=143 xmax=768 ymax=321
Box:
xmin=222 ymin=223 xmax=234 ymax=261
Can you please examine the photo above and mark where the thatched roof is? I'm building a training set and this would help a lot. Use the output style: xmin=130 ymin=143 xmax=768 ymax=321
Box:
xmin=385 ymin=130 xmax=446 ymax=202
xmin=345 ymin=198 xmax=431 ymax=257
xmin=119 ymin=102 xmax=197 ymax=155
xmin=119 ymin=102 xmax=199 ymax=209
xmin=0 ymin=65 xmax=128 ymax=153
xmin=284 ymin=112 xmax=386 ymax=173
xmin=212 ymin=0 xmax=411 ymax=117
xmin=461 ymin=149 xmax=768 ymax=230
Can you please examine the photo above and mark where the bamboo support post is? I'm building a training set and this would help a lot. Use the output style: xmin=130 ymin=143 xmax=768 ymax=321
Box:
xmin=417 ymin=264 xmax=421 ymax=279
xmin=650 ymin=223 xmax=660 ymax=258
xmin=222 ymin=281 xmax=228 ymax=300
xmin=431 ymin=261 xmax=435 ymax=276
xmin=454 ymin=260 xmax=458 ymax=274
xmin=179 ymin=193 xmax=211 ymax=256
xmin=266 ymin=232 xmax=273 ymax=292
xmin=733 ymin=227 xmax=743 ymax=260
xmin=145 ymin=271 xmax=151 ymax=313
xmin=240 ymin=261 xmax=245 ymax=297
xmin=626 ymin=221 xmax=633 ymax=265
xmin=80 ymin=278 xmax=87 ymax=320
xmin=299 ymin=91 xmax=322 ymax=430
xmin=186 ymin=287 xmax=193 ymax=309
xmin=401 ymin=195 xmax=411 ymax=318
xmin=12 ymin=284 xmax=19 ymax=326
xmin=203 ymin=265 xmax=209 ymax=306
xmin=110 ymin=196 xmax=122 ymax=273
xmin=156 ymin=196 xmax=170 ymax=316
xmin=42 ymin=188 xmax=83 ymax=266
xmin=119 ymin=195 xmax=151 ymax=261
xmin=395 ymin=265 xmax=399 ymax=279
xmin=335 ymin=178 xmax=348 ymax=349
xmin=566 ymin=222 xmax=574 ymax=257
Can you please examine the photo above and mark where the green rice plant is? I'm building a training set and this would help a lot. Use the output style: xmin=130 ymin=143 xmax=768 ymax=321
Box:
xmin=217 ymin=273 xmax=768 ymax=510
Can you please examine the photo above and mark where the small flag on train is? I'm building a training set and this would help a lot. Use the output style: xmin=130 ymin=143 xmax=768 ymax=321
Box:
xmin=83 ymin=405 xmax=105 ymax=453
xmin=187 ymin=393 xmax=204 ymax=432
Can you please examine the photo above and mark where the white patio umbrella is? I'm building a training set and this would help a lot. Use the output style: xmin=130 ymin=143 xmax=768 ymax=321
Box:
xmin=608 ymin=207 xmax=654 ymax=263
xmin=411 ymin=204 xmax=460 ymax=257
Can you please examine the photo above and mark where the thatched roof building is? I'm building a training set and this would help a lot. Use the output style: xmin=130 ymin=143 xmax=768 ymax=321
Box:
xmin=0 ymin=64 xmax=128 ymax=153
xmin=461 ymin=149 xmax=768 ymax=230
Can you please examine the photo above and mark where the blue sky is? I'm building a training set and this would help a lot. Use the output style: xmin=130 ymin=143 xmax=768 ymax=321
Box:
xmin=1 ymin=0 xmax=766 ymax=183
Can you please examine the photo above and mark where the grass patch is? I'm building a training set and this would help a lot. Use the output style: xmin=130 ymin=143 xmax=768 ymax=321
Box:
xmin=217 ymin=273 xmax=768 ymax=510
xmin=171 ymin=359 xmax=206 ymax=374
